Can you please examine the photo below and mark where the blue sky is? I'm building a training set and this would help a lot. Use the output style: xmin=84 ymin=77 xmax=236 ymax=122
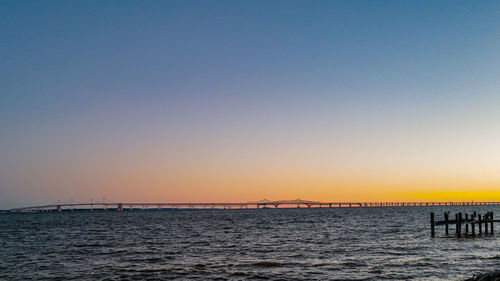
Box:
xmin=1 ymin=1 xmax=500 ymax=208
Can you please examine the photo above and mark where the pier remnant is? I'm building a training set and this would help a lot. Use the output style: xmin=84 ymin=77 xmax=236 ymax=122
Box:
xmin=431 ymin=211 xmax=499 ymax=238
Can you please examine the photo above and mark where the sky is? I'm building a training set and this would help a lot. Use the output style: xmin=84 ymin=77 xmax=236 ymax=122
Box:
xmin=1 ymin=0 xmax=500 ymax=209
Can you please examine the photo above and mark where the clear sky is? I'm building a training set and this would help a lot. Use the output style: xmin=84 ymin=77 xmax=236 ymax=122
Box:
xmin=1 ymin=0 xmax=500 ymax=208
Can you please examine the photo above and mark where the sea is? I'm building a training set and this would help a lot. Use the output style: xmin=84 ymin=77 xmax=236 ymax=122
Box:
xmin=1 ymin=205 xmax=499 ymax=280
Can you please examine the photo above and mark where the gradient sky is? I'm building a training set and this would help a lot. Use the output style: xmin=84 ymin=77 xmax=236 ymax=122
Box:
xmin=2 ymin=1 xmax=500 ymax=208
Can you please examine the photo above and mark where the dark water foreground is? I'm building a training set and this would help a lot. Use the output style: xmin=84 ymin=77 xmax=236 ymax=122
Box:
xmin=1 ymin=206 xmax=499 ymax=280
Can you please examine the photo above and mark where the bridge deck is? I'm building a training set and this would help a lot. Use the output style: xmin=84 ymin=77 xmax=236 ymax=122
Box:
xmin=9 ymin=201 xmax=500 ymax=212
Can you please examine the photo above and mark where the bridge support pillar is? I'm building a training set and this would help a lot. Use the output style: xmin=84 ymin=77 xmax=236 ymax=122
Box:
xmin=118 ymin=203 xmax=123 ymax=212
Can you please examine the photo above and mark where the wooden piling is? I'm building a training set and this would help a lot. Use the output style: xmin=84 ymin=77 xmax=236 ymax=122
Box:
xmin=490 ymin=212 xmax=494 ymax=234
xmin=478 ymin=214 xmax=482 ymax=235
xmin=472 ymin=219 xmax=476 ymax=237
xmin=459 ymin=212 xmax=463 ymax=238
xmin=485 ymin=213 xmax=489 ymax=234
xmin=431 ymin=212 xmax=435 ymax=238
xmin=444 ymin=212 xmax=449 ymax=235
xmin=465 ymin=214 xmax=469 ymax=234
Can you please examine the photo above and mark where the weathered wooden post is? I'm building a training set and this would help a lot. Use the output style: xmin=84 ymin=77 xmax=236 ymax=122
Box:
xmin=472 ymin=217 xmax=476 ymax=237
xmin=485 ymin=213 xmax=489 ymax=234
xmin=490 ymin=212 xmax=494 ymax=234
xmin=459 ymin=212 xmax=463 ymax=238
xmin=465 ymin=213 xmax=469 ymax=234
xmin=430 ymin=212 xmax=435 ymax=238
xmin=478 ymin=214 xmax=482 ymax=235
xmin=444 ymin=212 xmax=449 ymax=235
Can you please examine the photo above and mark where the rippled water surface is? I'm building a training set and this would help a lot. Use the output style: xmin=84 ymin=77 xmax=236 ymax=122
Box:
xmin=1 ymin=206 xmax=500 ymax=280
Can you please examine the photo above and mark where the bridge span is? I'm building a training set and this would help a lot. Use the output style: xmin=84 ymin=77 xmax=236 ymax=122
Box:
xmin=9 ymin=200 xmax=500 ymax=212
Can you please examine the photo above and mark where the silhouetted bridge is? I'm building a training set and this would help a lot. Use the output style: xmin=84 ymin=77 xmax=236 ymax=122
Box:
xmin=9 ymin=199 xmax=500 ymax=212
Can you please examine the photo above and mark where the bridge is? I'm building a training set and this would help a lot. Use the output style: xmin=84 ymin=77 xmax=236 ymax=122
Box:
xmin=8 ymin=199 xmax=500 ymax=212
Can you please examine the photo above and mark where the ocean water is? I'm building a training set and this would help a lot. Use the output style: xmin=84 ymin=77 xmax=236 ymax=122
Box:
xmin=1 ymin=206 xmax=499 ymax=280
